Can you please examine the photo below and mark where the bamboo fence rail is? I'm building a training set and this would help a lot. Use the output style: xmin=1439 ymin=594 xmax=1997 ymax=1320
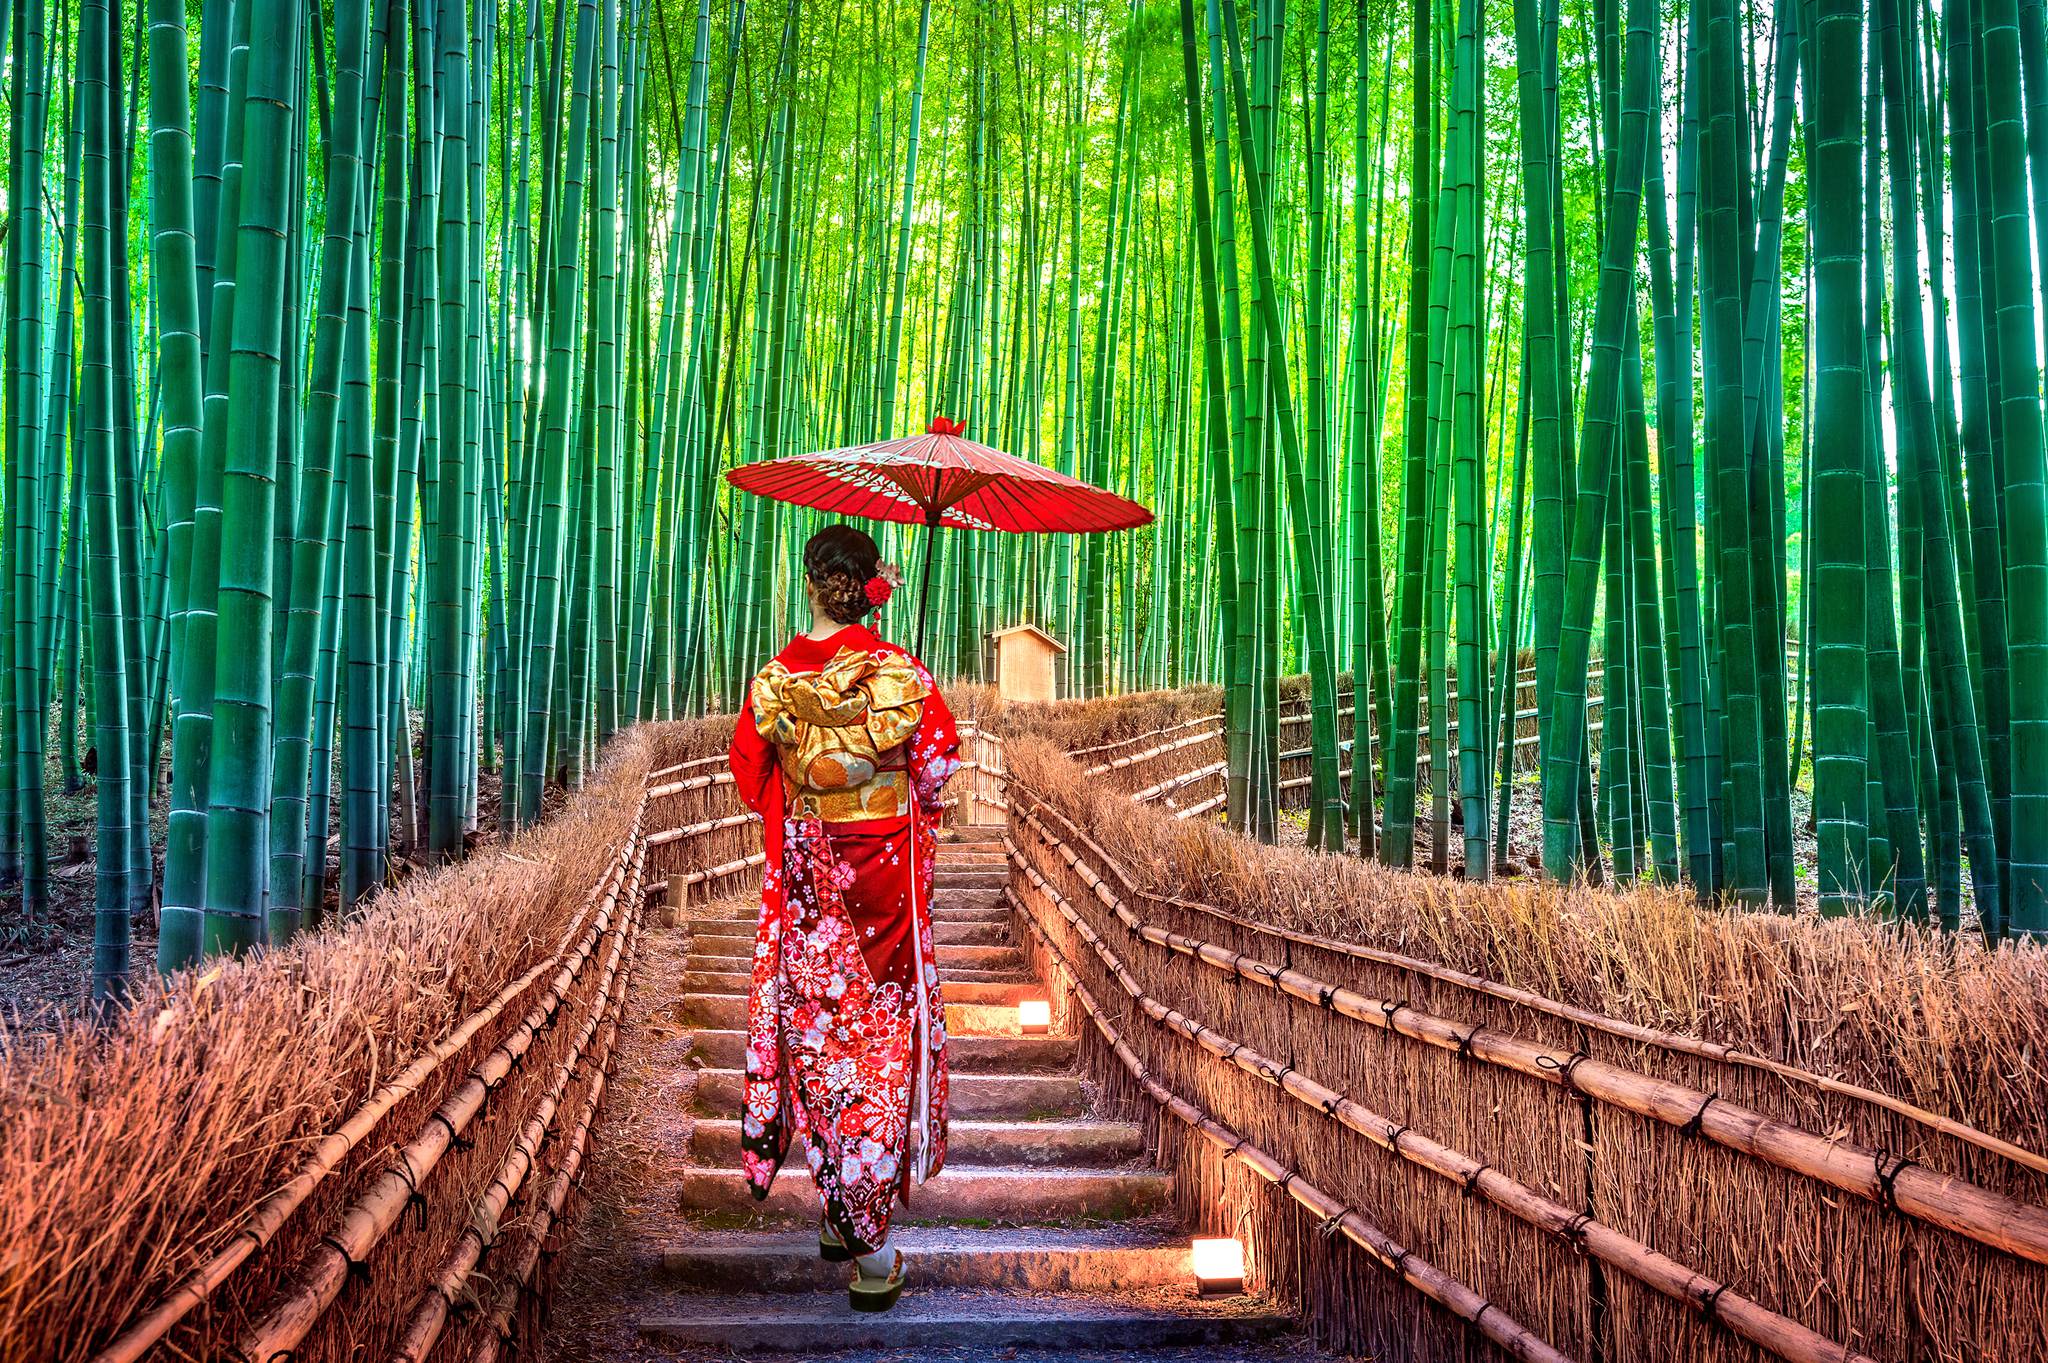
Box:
xmin=1012 ymin=895 xmax=1580 ymax=1363
xmin=386 ymin=913 xmax=640 ymax=1363
xmin=84 ymin=816 xmax=642 ymax=1363
xmin=1013 ymin=790 xmax=2048 ymax=1265
xmin=31 ymin=718 xmax=759 ymax=1363
xmin=235 ymin=840 xmax=646 ymax=1359
xmin=980 ymin=718 xmax=2048 ymax=1362
xmin=1008 ymin=864 xmax=1874 ymax=1363
xmin=1025 ymin=783 xmax=2048 ymax=1178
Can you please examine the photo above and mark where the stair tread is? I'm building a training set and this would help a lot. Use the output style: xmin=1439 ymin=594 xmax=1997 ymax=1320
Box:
xmin=641 ymin=1285 xmax=1281 ymax=1322
xmin=636 ymin=1286 xmax=1293 ymax=1355
xmin=680 ymin=1028 xmax=1075 ymax=1071
xmin=658 ymin=1222 xmax=1185 ymax=1259
xmin=683 ymin=1163 xmax=1167 ymax=1186
xmin=687 ymin=1116 xmax=1141 ymax=1168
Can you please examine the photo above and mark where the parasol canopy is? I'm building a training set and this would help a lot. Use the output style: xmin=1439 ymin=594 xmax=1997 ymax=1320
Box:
xmin=725 ymin=416 xmax=1154 ymax=534
xmin=725 ymin=416 xmax=1154 ymax=653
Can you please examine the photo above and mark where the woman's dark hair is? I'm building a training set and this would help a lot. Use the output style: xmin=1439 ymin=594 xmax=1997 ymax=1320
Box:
xmin=804 ymin=525 xmax=883 ymax=625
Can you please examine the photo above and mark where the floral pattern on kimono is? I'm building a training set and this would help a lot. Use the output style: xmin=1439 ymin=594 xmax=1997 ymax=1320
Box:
xmin=727 ymin=624 xmax=960 ymax=1256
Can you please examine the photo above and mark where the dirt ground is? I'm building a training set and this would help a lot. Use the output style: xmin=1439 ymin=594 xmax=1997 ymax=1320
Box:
xmin=542 ymin=899 xmax=708 ymax=1363
xmin=0 ymin=717 xmax=521 ymax=1022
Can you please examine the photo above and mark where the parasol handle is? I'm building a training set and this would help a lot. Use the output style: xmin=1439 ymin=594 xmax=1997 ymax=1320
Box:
xmin=915 ymin=508 xmax=941 ymax=658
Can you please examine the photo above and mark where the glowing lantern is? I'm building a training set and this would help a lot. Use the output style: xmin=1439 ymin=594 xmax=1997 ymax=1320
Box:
xmin=1018 ymin=998 xmax=1052 ymax=1034
xmin=1191 ymin=1237 xmax=1245 ymax=1296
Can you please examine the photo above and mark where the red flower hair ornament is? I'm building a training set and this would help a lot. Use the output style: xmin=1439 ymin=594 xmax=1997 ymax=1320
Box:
xmin=865 ymin=561 xmax=903 ymax=609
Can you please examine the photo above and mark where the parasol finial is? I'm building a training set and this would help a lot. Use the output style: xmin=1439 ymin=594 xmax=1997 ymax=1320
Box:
xmin=926 ymin=414 xmax=960 ymax=436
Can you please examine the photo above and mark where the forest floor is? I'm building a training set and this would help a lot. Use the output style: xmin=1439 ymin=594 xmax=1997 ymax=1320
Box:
xmin=0 ymin=775 xmax=160 ymax=1023
xmin=539 ymin=892 xmax=704 ymax=1363
xmin=0 ymin=712 xmax=523 ymax=1024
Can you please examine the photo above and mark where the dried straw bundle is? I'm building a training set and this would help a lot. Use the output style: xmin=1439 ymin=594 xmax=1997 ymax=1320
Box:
xmin=1000 ymin=731 xmax=2048 ymax=1363
xmin=0 ymin=730 xmax=657 ymax=1363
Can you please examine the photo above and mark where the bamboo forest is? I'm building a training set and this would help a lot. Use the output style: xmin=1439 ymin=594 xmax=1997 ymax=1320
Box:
xmin=0 ymin=0 xmax=2044 ymax=1008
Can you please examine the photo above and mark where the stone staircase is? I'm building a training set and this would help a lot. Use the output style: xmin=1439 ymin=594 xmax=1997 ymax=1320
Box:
xmin=642 ymin=825 xmax=1310 ymax=1359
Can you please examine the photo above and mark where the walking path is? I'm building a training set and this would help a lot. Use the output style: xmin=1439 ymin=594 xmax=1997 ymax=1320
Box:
xmin=544 ymin=826 xmax=1327 ymax=1361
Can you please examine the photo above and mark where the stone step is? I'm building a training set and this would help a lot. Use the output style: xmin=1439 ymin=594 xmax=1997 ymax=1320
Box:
xmin=935 ymin=885 xmax=1004 ymax=905
xmin=693 ymin=1068 xmax=1085 ymax=1120
xmin=653 ymin=1226 xmax=1189 ymax=1293
xmin=691 ymin=898 xmax=1009 ymax=925
xmin=934 ymin=869 xmax=1010 ymax=891
xmin=687 ymin=1117 xmax=1143 ymax=1168
xmin=678 ymin=1165 xmax=1171 ymax=1224
xmin=688 ymin=941 xmax=1025 ymax=972
xmin=686 ymin=964 xmax=1033 ymax=990
xmin=690 ymin=918 xmax=1009 ymax=947
xmin=682 ymin=970 xmax=1038 ymax=999
xmin=678 ymin=993 xmax=1026 ymax=1036
xmin=681 ymin=1029 xmax=1075 ymax=1072
xmin=938 ymin=849 xmax=1010 ymax=867
xmin=940 ymin=826 xmax=1007 ymax=845
xmin=637 ymin=1286 xmax=1290 ymax=1354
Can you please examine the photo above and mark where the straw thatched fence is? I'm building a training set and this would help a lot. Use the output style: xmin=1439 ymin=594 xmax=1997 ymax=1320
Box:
xmin=0 ymin=716 xmax=753 ymax=1363
xmin=977 ymin=697 xmax=2048 ymax=1363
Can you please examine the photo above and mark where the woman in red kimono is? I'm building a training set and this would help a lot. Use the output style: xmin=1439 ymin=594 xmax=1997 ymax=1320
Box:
xmin=727 ymin=525 xmax=960 ymax=1313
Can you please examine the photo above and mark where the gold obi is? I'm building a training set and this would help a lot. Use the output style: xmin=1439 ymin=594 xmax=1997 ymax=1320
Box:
xmin=752 ymin=646 xmax=929 ymax=823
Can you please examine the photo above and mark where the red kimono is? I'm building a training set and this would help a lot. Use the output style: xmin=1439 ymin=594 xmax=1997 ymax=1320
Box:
xmin=727 ymin=624 xmax=960 ymax=1255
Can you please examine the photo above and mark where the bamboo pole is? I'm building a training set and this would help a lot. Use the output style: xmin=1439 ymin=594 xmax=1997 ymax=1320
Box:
xmin=85 ymin=806 xmax=646 ymax=1363
xmin=1011 ymin=886 xmax=1578 ymax=1363
xmin=1008 ymin=772 xmax=2048 ymax=1176
xmin=1012 ymin=869 xmax=1875 ymax=1363
xmin=386 ymin=915 xmax=637 ymax=1363
xmin=236 ymin=846 xmax=643 ymax=1358
xmin=1004 ymin=790 xmax=2048 ymax=1263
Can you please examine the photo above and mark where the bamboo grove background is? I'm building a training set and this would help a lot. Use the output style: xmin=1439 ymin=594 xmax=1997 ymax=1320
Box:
xmin=4 ymin=0 xmax=2048 ymax=995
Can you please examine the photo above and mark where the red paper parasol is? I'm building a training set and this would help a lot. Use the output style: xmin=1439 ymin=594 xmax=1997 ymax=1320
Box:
xmin=726 ymin=416 xmax=1153 ymax=650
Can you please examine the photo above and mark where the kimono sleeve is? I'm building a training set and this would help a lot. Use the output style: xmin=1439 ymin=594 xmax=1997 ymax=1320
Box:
xmin=728 ymin=694 xmax=781 ymax=815
xmin=907 ymin=676 xmax=963 ymax=808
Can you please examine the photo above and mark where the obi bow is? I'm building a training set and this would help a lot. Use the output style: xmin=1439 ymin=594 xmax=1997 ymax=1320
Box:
xmin=752 ymin=648 xmax=929 ymax=793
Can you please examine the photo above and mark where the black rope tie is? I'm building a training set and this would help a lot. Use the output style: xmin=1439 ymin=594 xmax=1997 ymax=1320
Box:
xmin=1388 ymin=1245 xmax=1415 ymax=1278
xmin=1378 ymin=999 xmax=1404 ymax=1031
xmin=1679 ymin=1092 xmax=1719 ymax=1140
xmin=406 ymin=1189 xmax=430 ymax=1231
xmin=1538 ymin=1050 xmax=1594 ymax=1099
xmin=1269 ymin=1063 xmax=1296 ymax=1090
xmin=1454 ymin=1026 xmax=1479 ymax=1061
xmin=1320 ymin=1095 xmax=1342 ymax=1121
xmin=1460 ymin=1164 xmax=1489 ymax=1198
xmin=1874 ymin=1152 xmax=1916 ymax=1214
xmin=1560 ymin=1212 xmax=1594 ymax=1255
xmin=1317 ymin=1210 xmax=1347 ymax=1240
xmin=1471 ymin=1303 xmax=1493 ymax=1332
xmin=1384 ymin=1121 xmax=1408 ymax=1152
xmin=321 ymin=1234 xmax=374 ymax=1288
xmin=1318 ymin=983 xmax=1338 ymax=1011
xmin=1697 ymin=1281 xmax=1729 ymax=1324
